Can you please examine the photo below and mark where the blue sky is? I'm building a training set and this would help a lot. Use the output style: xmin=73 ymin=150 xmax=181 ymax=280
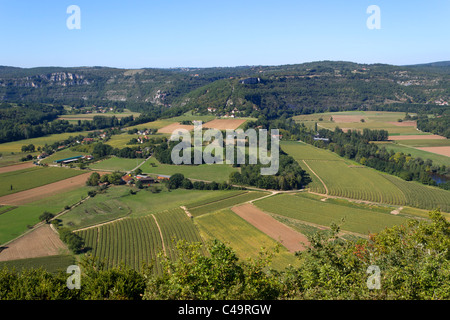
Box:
xmin=0 ymin=0 xmax=449 ymax=68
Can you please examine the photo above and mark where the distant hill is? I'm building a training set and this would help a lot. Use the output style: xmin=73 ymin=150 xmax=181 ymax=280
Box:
xmin=406 ymin=61 xmax=450 ymax=67
xmin=1 ymin=61 xmax=449 ymax=117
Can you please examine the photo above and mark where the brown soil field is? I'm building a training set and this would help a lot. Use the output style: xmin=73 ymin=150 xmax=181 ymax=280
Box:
xmin=389 ymin=135 xmax=447 ymax=140
xmin=0 ymin=162 xmax=35 ymax=174
xmin=158 ymin=122 xmax=194 ymax=134
xmin=203 ymin=119 xmax=247 ymax=130
xmin=231 ymin=203 xmax=310 ymax=253
xmin=387 ymin=121 xmax=417 ymax=127
xmin=331 ymin=115 xmax=366 ymax=123
xmin=0 ymin=172 xmax=92 ymax=206
xmin=0 ymin=224 xmax=68 ymax=261
xmin=417 ymin=146 xmax=450 ymax=157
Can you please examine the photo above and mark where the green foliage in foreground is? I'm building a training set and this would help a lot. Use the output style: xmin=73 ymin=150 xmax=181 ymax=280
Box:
xmin=0 ymin=210 xmax=449 ymax=300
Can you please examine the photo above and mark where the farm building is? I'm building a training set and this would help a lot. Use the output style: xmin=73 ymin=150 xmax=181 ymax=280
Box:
xmin=136 ymin=175 xmax=155 ymax=184
xmin=54 ymin=155 xmax=84 ymax=164
xmin=157 ymin=174 xmax=171 ymax=181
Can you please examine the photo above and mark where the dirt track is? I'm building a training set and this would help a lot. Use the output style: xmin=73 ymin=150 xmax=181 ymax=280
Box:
xmin=0 ymin=172 xmax=92 ymax=206
xmin=231 ymin=203 xmax=310 ymax=253
xmin=0 ymin=224 xmax=68 ymax=261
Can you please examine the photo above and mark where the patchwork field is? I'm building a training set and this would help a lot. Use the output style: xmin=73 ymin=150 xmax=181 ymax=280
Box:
xmin=0 ymin=167 xmax=86 ymax=199
xmin=281 ymin=141 xmax=450 ymax=212
xmin=231 ymin=203 xmax=310 ymax=253
xmin=0 ymin=171 xmax=92 ymax=206
xmin=0 ymin=131 xmax=91 ymax=153
xmin=376 ymin=142 xmax=450 ymax=167
xmin=186 ymin=191 xmax=269 ymax=217
xmin=294 ymin=111 xmax=422 ymax=135
xmin=194 ymin=209 xmax=300 ymax=270
xmin=254 ymin=193 xmax=409 ymax=235
xmin=0 ymin=153 xmax=38 ymax=168
xmin=0 ymin=162 xmax=34 ymax=174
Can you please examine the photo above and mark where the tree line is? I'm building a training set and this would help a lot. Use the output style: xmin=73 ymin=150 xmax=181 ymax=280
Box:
xmin=417 ymin=114 xmax=450 ymax=138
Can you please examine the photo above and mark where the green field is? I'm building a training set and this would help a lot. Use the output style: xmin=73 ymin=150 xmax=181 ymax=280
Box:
xmin=0 ymin=255 xmax=76 ymax=274
xmin=0 ymin=186 xmax=92 ymax=245
xmin=293 ymin=111 xmax=423 ymax=135
xmin=377 ymin=142 xmax=450 ymax=167
xmin=58 ymin=110 xmax=141 ymax=121
xmin=0 ymin=153 xmax=36 ymax=168
xmin=89 ymin=156 xmax=144 ymax=172
xmin=76 ymin=208 xmax=203 ymax=273
xmin=139 ymin=157 xmax=238 ymax=182
xmin=392 ymin=139 xmax=450 ymax=147
xmin=195 ymin=209 xmax=300 ymax=270
xmin=59 ymin=187 xmax=133 ymax=230
xmin=187 ymin=191 xmax=269 ymax=217
xmin=39 ymin=149 xmax=88 ymax=165
xmin=124 ymin=119 xmax=176 ymax=131
xmin=58 ymin=186 xmax=253 ymax=230
xmin=0 ymin=167 xmax=85 ymax=197
xmin=281 ymin=141 xmax=450 ymax=212
xmin=254 ymin=193 xmax=409 ymax=235
xmin=0 ymin=131 xmax=91 ymax=153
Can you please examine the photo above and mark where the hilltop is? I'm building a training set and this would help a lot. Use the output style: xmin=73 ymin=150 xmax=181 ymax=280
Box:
xmin=1 ymin=61 xmax=449 ymax=117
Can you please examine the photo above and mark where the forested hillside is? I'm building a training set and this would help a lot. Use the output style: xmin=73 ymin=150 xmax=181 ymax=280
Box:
xmin=1 ymin=61 xmax=449 ymax=116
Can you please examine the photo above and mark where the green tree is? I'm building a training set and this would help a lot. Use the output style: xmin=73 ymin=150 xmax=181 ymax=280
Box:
xmin=168 ymin=173 xmax=185 ymax=189
xmin=38 ymin=211 xmax=54 ymax=224
xmin=143 ymin=240 xmax=282 ymax=300
xmin=86 ymin=172 xmax=101 ymax=186
xmin=181 ymin=178 xmax=193 ymax=189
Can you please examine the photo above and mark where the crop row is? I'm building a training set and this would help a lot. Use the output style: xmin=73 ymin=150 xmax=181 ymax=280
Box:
xmin=382 ymin=175 xmax=450 ymax=213
xmin=188 ymin=191 xmax=268 ymax=217
xmin=185 ymin=190 xmax=247 ymax=209
xmin=76 ymin=208 xmax=204 ymax=273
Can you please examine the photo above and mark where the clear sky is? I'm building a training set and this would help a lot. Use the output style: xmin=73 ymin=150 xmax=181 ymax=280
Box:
xmin=0 ymin=0 xmax=449 ymax=68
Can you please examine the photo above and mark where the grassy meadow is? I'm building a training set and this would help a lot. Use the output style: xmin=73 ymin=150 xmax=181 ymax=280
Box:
xmin=139 ymin=157 xmax=238 ymax=182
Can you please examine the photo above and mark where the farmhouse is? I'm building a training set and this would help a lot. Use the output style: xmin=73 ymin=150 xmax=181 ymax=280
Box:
xmin=37 ymin=152 xmax=49 ymax=160
xmin=313 ymin=134 xmax=329 ymax=142
xmin=157 ymin=174 xmax=171 ymax=181
xmin=121 ymin=174 xmax=134 ymax=185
